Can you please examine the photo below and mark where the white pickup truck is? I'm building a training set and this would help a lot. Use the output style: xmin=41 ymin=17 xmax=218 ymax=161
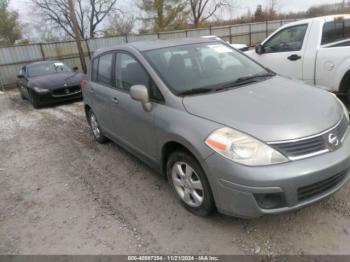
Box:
xmin=246 ymin=15 xmax=350 ymax=102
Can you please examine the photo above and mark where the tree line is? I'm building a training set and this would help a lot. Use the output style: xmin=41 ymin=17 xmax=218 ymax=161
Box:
xmin=0 ymin=0 xmax=350 ymax=46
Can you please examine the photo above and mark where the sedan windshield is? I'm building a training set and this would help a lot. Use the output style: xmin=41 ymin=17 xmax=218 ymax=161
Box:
xmin=28 ymin=62 xmax=72 ymax=77
xmin=144 ymin=42 xmax=273 ymax=95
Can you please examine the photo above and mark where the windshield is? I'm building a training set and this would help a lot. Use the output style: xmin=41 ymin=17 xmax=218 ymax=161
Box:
xmin=28 ymin=62 xmax=72 ymax=77
xmin=144 ymin=42 xmax=271 ymax=95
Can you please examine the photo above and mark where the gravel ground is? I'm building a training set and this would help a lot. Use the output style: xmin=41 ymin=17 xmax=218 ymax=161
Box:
xmin=1 ymin=90 xmax=350 ymax=255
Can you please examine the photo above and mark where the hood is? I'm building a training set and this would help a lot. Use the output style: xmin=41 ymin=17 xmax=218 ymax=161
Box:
xmin=29 ymin=72 xmax=84 ymax=90
xmin=183 ymin=76 xmax=343 ymax=142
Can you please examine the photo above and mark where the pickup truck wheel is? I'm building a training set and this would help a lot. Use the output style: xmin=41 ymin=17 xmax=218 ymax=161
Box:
xmin=166 ymin=150 xmax=215 ymax=217
xmin=347 ymin=89 xmax=350 ymax=106
xmin=88 ymin=110 xmax=108 ymax=144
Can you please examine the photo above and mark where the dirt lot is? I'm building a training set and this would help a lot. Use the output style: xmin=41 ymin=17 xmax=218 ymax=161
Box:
xmin=1 ymin=89 xmax=350 ymax=255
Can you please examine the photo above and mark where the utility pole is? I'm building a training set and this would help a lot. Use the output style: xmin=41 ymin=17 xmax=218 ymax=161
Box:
xmin=68 ymin=0 xmax=87 ymax=74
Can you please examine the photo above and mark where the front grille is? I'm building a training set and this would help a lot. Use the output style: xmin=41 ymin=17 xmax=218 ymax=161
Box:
xmin=52 ymin=85 xmax=81 ymax=96
xmin=297 ymin=171 xmax=346 ymax=201
xmin=270 ymin=116 xmax=349 ymax=160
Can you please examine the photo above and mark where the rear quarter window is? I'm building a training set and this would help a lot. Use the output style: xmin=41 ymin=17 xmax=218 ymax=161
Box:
xmin=322 ymin=19 xmax=350 ymax=45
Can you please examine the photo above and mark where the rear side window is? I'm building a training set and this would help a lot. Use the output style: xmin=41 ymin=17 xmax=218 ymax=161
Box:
xmin=322 ymin=19 xmax=350 ymax=45
xmin=96 ymin=53 xmax=114 ymax=86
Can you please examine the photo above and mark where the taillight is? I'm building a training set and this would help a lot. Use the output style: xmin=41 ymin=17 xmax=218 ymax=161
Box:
xmin=81 ymin=79 xmax=88 ymax=90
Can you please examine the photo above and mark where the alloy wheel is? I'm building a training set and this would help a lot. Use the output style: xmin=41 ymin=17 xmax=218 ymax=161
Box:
xmin=171 ymin=161 xmax=204 ymax=207
xmin=90 ymin=113 xmax=101 ymax=138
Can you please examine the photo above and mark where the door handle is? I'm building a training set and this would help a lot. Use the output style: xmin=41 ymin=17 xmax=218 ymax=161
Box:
xmin=288 ymin=54 xmax=301 ymax=61
xmin=112 ymin=97 xmax=119 ymax=104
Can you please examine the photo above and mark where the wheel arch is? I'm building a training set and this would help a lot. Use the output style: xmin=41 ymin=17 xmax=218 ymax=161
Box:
xmin=339 ymin=70 xmax=350 ymax=94
xmin=161 ymin=140 xmax=202 ymax=177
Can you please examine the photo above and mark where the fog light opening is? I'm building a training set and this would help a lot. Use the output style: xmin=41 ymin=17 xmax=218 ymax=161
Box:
xmin=254 ymin=192 xmax=286 ymax=209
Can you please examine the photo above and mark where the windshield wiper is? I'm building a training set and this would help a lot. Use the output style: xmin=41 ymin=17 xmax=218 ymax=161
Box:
xmin=215 ymin=72 xmax=275 ymax=92
xmin=178 ymin=87 xmax=214 ymax=96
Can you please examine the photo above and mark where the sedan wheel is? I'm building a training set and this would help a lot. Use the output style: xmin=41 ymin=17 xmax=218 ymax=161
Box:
xmin=167 ymin=150 xmax=215 ymax=216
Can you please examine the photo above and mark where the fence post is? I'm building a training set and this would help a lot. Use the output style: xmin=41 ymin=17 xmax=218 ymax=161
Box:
xmin=125 ymin=33 xmax=128 ymax=43
xmin=229 ymin=27 xmax=232 ymax=44
xmin=185 ymin=30 xmax=188 ymax=38
xmin=249 ymin=23 xmax=252 ymax=47
xmin=39 ymin=43 xmax=45 ymax=61
xmin=157 ymin=32 xmax=160 ymax=39
xmin=266 ymin=20 xmax=269 ymax=37
xmin=209 ymin=25 xmax=212 ymax=35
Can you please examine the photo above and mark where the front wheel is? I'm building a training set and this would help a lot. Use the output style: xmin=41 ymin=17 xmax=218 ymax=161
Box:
xmin=347 ymin=88 xmax=350 ymax=106
xmin=18 ymin=86 xmax=25 ymax=100
xmin=29 ymin=90 xmax=41 ymax=109
xmin=88 ymin=110 xmax=108 ymax=144
xmin=166 ymin=151 xmax=215 ymax=217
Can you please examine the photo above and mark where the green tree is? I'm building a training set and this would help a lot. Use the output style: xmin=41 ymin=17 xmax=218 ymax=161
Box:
xmin=0 ymin=0 xmax=22 ymax=45
xmin=138 ymin=0 xmax=187 ymax=32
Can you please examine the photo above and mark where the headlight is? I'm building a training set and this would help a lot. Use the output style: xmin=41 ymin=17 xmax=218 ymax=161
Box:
xmin=33 ymin=86 xmax=49 ymax=94
xmin=335 ymin=95 xmax=349 ymax=123
xmin=205 ymin=127 xmax=288 ymax=166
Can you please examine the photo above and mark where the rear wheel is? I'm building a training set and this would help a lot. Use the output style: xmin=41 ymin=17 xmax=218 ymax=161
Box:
xmin=88 ymin=110 xmax=108 ymax=144
xmin=166 ymin=150 xmax=215 ymax=217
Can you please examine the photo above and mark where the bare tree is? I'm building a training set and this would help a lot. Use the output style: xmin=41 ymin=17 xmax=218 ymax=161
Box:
xmin=189 ymin=0 xmax=232 ymax=28
xmin=104 ymin=14 xmax=135 ymax=36
xmin=266 ymin=0 xmax=279 ymax=19
xmin=31 ymin=0 xmax=120 ymax=39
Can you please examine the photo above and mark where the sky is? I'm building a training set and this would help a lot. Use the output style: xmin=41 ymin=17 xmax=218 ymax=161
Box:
xmin=10 ymin=0 xmax=341 ymax=18
xmin=8 ymin=0 xmax=344 ymax=36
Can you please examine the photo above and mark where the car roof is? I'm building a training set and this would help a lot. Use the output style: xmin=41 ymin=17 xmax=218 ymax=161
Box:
xmin=93 ymin=37 xmax=218 ymax=57
xmin=27 ymin=60 xmax=63 ymax=67
xmin=282 ymin=14 xmax=350 ymax=27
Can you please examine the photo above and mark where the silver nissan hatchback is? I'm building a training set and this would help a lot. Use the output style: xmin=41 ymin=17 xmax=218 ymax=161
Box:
xmin=83 ymin=38 xmax=350 ymax=218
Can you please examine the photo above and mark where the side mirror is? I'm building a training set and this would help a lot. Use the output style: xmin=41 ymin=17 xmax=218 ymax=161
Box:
xmin=255 ymin=44 xmax=265 ymax=55
xmin=17 ymin=74 xmax=25 ymax=79
xmin=73 ymin=66 xmax=79 ymax=72
xmin=130 ymin=85 xmax=152 ymax=112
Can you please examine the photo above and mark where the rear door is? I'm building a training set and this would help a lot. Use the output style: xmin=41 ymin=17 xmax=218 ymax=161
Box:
xmin=89 ymin=52 xmax=116 ymax=134
xmin=253 ymin=24 xmax=309 ymax=80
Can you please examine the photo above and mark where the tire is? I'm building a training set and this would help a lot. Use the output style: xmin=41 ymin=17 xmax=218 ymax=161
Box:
xmin=88 ymin=109 xmax=108 ymax=144
xmin=166 ymin=150 xmax=215 ymax=217
xmin=347 ymin=88 xmax=350 ymax=106
xmin=18 ymin=86 xmax=25 ymax=100
xmin=29 ymin=91 xmax=41 ymax=109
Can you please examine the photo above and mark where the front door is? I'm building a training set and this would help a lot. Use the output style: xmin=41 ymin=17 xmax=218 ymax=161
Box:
xmin=109 ymin=52 xmax=158 ymax=161
xmin=251 ymin=24 xmax=309 ymax=80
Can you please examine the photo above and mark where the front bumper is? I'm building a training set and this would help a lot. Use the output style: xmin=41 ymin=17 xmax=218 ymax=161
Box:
xmin=203 ymin=130 xmax=350 ymax=218
xmin=33 ymin=88 xmax=82 ymax=105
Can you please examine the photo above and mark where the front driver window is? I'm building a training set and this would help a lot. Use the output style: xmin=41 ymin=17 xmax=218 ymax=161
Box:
xmin=264 ymin=24 xmax=308 ymax=53
xmin=116 ymin=53 xmax=164 ymax=101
